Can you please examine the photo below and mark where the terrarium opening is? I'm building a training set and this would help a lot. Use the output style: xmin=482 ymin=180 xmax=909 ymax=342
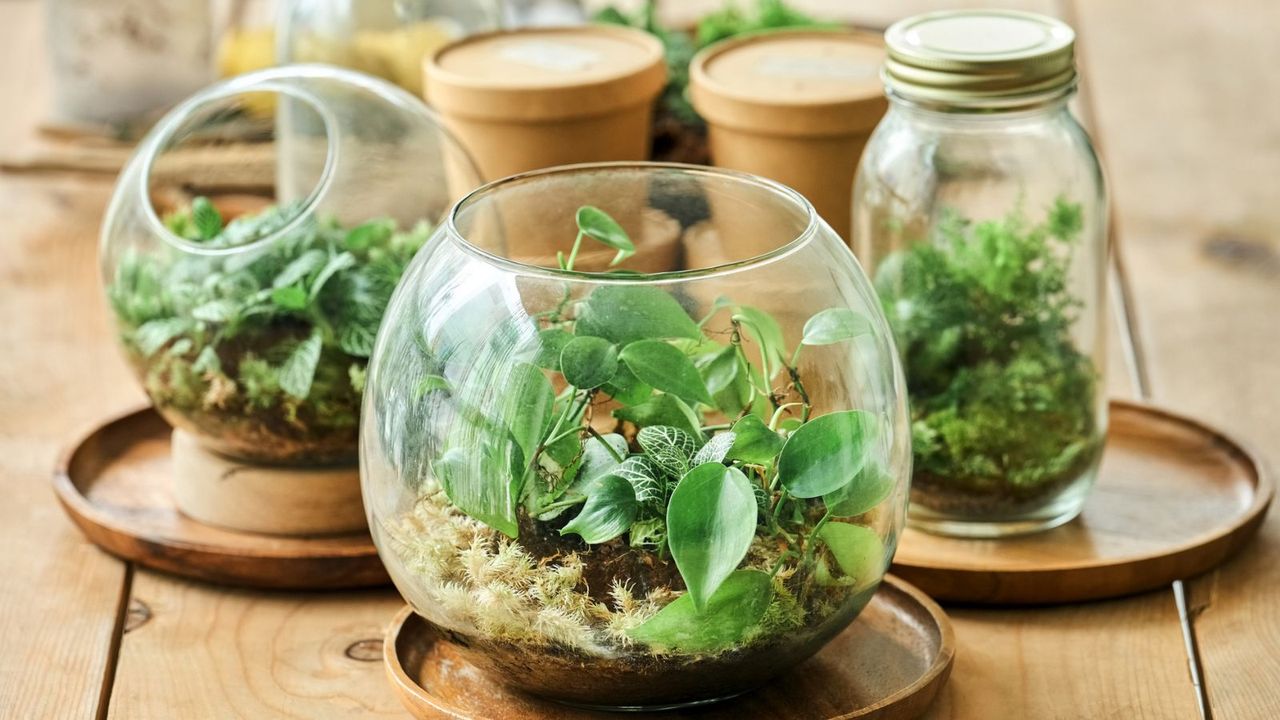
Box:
xmin=448 ymin=163 xmax=818 ymax=277
xmin=141 ymin=82 xmax=335 ymax=255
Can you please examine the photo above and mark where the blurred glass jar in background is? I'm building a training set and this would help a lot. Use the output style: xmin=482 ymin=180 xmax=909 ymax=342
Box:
xmin=853 ymin=10 xmax=1108 ymax=538
xmin=277 ymin=0 xmax=502 ymax=96
xmin=47 ymin=0 xmax=214 ymax=125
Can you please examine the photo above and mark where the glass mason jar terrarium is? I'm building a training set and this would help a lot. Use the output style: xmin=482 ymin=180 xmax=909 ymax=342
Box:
xmin=278 ymin=0 xmax=501 ymax=96
xmin=362 ymin=163 xmax=911 ymax=709
xmin=853 ymin=11 xmax=1108 ymax=537
xmin=101 ymin=66 xmax=479 ymax=510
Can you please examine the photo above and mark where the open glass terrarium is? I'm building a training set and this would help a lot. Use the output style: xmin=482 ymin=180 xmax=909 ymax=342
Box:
xmin=100 ymin=65 xmax=479 ymax=534
xmin=362 ymin=163 xmax=910 ymax=709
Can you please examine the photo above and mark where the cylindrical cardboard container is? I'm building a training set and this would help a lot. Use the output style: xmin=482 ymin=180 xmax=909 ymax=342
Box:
xmin=690 ymin=30 xmax=886 ymax=243
xmin=424 ymin=25 xmax=667 ymax=184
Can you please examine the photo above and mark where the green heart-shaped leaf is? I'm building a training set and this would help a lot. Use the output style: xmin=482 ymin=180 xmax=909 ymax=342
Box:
xmin=560 ymin=475 xmax=637 ymax=544
xmin=699 ymin=344 xmax=741 ymax=397
xmin=576 ymin=286 xmax=701 ymax=345
xmin=566 ymin=433 xmax=628 ymax=497
xmin=727 ymin=415 xmax=786 ymax=465
xmin=534 ymin=328 xmax=573 ymax=371
xmin=505 ymin=362 xmax=555 ymax=465
xmin=802 ymin=308 xmax=873 ymax=346
xmin=824 ymin=461 xmax=895 ymax=517
xmin=576 ymin=205 xmax=635 ymax=266
xmin=778 ymin=410 xmax=874 ymax=498
xmin=667 ymin=463 xmax=757 ymax=610
xmin=615 ymin=394 xmax=702 ymax=438
xmin=620 ymin=340 xmax=713 ymax=406
xmin=601 ymin=362 xmax=652 ymax=406
xmin=626 ymin=570 xmax=773 ymax=653
xmin=819 ymin=522 xmax=884 ymax=587
xmin=559 ymin=335 xmax=618 ymax=389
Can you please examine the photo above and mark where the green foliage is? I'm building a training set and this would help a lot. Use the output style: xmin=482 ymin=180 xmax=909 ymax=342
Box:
xmin=877 ymin=199 xmax=1101 ymax=495
xmin=426 ymin=205 xmax=890 ymax=656
xmin=110 ymin=197 xmax=428 ymax=461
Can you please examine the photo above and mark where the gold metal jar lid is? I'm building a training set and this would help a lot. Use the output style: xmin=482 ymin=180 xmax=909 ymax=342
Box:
xmin=884 ymin=10 xmax=1076 ymax=108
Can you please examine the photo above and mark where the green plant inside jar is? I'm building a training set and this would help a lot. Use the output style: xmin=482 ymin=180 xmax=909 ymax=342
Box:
xmin=384 ymin=207 xmax=893 ymax=683
xmin=875 ymin=198 xmax=1102 ymax=515
xmin=108 ymin=197 xmax=428 ymax=464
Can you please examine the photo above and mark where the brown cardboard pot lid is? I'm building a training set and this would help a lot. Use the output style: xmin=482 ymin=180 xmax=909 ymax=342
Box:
xmin=691 ymin=29 xmax=887 ymax=137
xmin=425 ymin=25 xmax=666 ymax=122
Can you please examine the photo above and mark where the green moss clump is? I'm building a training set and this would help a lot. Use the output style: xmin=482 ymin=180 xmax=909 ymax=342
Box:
xmin=877 ymin=199 xmax=1102 ymax=502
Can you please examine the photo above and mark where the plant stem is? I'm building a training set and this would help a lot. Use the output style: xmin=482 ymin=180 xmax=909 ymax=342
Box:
xmin=700 ymin=422 xmax=732 ymax=433
xmin=586 ymin=426 xmax=625 ymax=463
xmin=768 ymin=402 xmax=804 ymax=431
xmin=769 ymin=550 xmax=799 ymax=579
xmin=802 ymin=510 xmax=833 ymax=570
xmin=564 ymin=230 xmax=585 ymax=271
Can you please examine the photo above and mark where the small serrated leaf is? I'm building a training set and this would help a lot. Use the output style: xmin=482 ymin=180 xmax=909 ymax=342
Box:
xmin=271 ymin=285 xmax=309 ymax=311
xmin=191 ymin=197 xmax=223 ymax=240
xmin=279 ymin=330 xmax=323 ymax=398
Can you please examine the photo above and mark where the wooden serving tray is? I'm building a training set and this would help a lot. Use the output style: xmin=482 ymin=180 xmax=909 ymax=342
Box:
xmin=384 ymin=575 xmax=954 ymax=720
xmin=53 ymin=407 xmax=388 ymax=590
xmin=893 ymin=400 xmax=1273 ymax=604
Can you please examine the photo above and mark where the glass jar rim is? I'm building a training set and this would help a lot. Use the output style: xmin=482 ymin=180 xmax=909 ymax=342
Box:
xmin=137 ymin=66 xmax=346 ymax=258
xmin=445 ymin=161 xmax=821 ymax=284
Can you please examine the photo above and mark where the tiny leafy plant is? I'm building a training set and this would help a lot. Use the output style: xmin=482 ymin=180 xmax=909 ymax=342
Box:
xmin=876 ymin=198 xmax=1101 ymax=509
xmin=386 ymin=205 xmax=893 ymax=663
xmin=109 ymin=197 xmax=428 ymax=463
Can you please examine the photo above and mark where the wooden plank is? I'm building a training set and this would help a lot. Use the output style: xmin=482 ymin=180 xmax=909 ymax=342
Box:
xmin=107 ymin=573 xmax=407 ymax=719
xmin=1071 ymin=0 xmax=1280 ymax=717
xmin=0 ymin=2 xmax=140 ymax=717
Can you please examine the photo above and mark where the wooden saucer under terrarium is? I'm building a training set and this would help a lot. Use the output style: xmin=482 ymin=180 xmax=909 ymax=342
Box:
xmin=893 ymin=400 xmax=1274 ymax=604
xmin=384 ymin=574 xmax=954 ymax=720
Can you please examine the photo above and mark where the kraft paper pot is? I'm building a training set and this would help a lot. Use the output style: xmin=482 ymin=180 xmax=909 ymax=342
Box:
xmin=691 ymin=30 xmax=886 ymax=243
xmin=425 ymin=25 xmax=666 ymax=190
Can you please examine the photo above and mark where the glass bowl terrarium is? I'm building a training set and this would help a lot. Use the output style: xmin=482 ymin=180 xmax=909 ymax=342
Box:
xmin=100 ymin=65 xmax=480 ymax=534
xmin=361 ymin=163 xmax=910 ymax=709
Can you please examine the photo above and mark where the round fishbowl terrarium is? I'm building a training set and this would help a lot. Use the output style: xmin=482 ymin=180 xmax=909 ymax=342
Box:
xmin=100 ymin=65 xmax=480 ymax=535
xmin=361 ymin=163 xmax=910 ymax=709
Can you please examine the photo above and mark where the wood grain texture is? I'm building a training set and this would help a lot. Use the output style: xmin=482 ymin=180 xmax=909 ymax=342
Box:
xmin=106 ymin=573 xmax=407 ymax=720
xmin=386 ymin=575 xmax=954 ymax=720
xmin=55 ymin=408 xmax=388 ymax=590
xmin=1071 ymin=0 xmax=1280 ymax=716
xmin=0 ymin=4 xmax=138 ymax=718
xmin=895 ymin=401 xmax=1272 ymax=604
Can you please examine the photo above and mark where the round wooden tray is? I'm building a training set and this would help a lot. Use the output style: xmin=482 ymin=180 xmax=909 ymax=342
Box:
xmin=893 ymin=400 xmax=1274 ymax=605
xmin=384 ymin=575 xmax=954 ymax=720
xmin=53 ymin=407 xmax=388 ymax=590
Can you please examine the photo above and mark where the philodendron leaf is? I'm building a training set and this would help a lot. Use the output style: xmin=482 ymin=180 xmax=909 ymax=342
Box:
xmin=667 ymin=463 xmax=758 ymax=610
xmin=559 ymin=335 xmax=618 ymax=389
xmin=601 ymin=362 xmax=652 ymax=406
xmin=505 ymin=362 xmax=555 ymax=465
xmin=566 ymin=433 xmax=629 ymax=496
xmin=802 ymin=308 xmax=873 ymax=346
xmin=279 ymin=330 xmax=323 ymax=398
xmin=824 ymin=461 xmax=895 ymax=518
xmin=727 ymin=415 xmax=786 ymax=465
xmin=699 ymin=344 xmax=741 ymax=397
xmin=535 ymin=328 xmax=573 ymax=371
xmin=778 ymin=410 xmax=875 ymax=498
xmin=614 ymin=455 xmax=666 ymax=510
xmin=692 ymin=432 xmax=736 ymax=466
xmin=626 ymin=570 xmax=774 ymax=653
xmin=819 ymin=522 xmax=884 ymax=588
xmin=620 ymin=340 xmax=713 ymax=406
xmin=576 ymin=205 xmax=635 ymax=266
xmin=575 ymin=286 xmax=701 ymax=345
xmin=614 ymin=394 xmax=703 ymax=438
xmin=560 ymin=474 xmax=637 ymax=544
xmin=436 ymin=444 xmax=520 ymax=538
xmin=637 ymin=425 xmax=698 ymax=477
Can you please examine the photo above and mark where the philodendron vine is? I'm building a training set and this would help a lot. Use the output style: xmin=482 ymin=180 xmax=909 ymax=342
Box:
xmin=424 ymin=206 xmax=892 ymax=654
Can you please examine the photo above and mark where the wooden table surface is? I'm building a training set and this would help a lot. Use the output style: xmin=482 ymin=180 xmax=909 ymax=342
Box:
xmin=2 ymin=1 xmax=1277 ymax=718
